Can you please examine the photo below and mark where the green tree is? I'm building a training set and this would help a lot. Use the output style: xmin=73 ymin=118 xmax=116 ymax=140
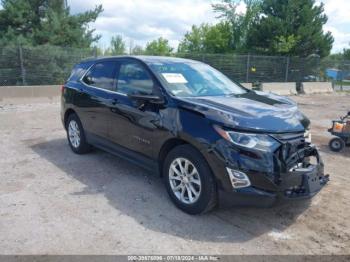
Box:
xmin=178 ymin=22 xmax=232 ymax=53
xmin=178 ymin=0 xmax=260 ymax=54
xmin=145 ymin=37 xmax=173 ymax=56
xmin=178 ymin=24 xmax=206 ymax=53
xmin=203 ymin=22 xmax=232 ymax=53
xmin=212 ymin=0 xmax=261 ymax=52
xmin=131 ymin=45 xmax=144 ymax=55
xmin=247 ymin=0 xmax=333 ymax=57
xmin=273 ymin=35 xmax=299 ymax=55
xmin=0 ymin=0 xmax=103 ymax=47
xmin=105 ymin=35 xmax=126 ymax=55
xmin=92 ymin=46 xmax=104 ymax=57
xmin=343 ymin=46 xmax=350 ymax=60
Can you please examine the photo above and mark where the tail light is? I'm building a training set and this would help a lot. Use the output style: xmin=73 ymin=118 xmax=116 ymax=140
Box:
xmin=61 ymin=85 xmax=65 ymax=95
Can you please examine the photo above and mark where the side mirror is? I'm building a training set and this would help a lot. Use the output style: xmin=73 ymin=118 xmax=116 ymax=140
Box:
xmin=348 ymin=111 xmax=350 ymax=116
xmin=128 ymin=93 xmax=164 ymax=104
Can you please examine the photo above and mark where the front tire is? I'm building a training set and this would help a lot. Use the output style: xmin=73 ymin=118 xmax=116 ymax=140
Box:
xmin=66 ymin=113 xmax=91 ymax=154
xmin=163 ymin=145 xmax=217 ymax=215
xmin=329 ymin=137 xmax=345 ymax=152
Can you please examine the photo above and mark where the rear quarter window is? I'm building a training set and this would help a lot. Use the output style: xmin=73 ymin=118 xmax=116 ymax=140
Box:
xmin=67 ymin=62 xmax=93 ymax=82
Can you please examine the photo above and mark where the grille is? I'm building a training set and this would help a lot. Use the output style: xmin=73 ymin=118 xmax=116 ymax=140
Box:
xmin=271 ymin=132 xmax=305 ymax=144
xmin=272 ymin=132 xmax=307 ymax=174
xmin=272 ymin=132 xmax=306 ymax=156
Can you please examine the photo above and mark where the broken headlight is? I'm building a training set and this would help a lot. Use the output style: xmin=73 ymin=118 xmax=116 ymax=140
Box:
xmin=214 ymin=125 xmax=278 ymax=151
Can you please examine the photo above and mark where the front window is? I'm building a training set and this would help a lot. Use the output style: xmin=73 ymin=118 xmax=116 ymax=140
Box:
xmin=149 ymin=61 xmax=246 ymax=97
xmin=117 ymin=62 xmax=154 ymax=95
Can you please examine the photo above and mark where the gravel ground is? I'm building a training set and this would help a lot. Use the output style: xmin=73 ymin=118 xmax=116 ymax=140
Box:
xmin=0 ymin=94 xmax=349 ymax=255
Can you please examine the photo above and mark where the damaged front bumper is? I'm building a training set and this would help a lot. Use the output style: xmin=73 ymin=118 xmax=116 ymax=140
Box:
xmin=212 ymin=137 xmax=329 ymax=207
xmin=282 ymin=165 xmax=329 ymax=199
xmin=278 ymin=145 xmax=329 ymax=199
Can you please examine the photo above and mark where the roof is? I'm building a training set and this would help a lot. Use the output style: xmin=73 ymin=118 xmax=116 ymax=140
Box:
xmin=80 ymin=55 xmax=200 ymax=65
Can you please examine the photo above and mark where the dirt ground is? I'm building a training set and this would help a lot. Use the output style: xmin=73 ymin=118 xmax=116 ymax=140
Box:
xmin=0 ymin=93 xmax=349 ymax=255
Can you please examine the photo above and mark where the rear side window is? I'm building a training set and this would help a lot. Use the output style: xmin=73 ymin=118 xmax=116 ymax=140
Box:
xmin=83 ymin=61 xmax=117 ymax=91
xmin=117 ymin=62 xmax=154 ymax=95
xmin=68 ymin=62 xmax=92 ymax=82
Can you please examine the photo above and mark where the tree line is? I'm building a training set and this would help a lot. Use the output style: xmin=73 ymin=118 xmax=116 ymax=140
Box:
xmin=0 ymin=0 xmax=349 ymax=59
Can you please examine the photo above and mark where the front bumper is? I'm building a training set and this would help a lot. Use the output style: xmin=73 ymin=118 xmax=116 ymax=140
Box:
xmin=206 ymin=138 xmax=329 ymax=207
xmin=220 ymin=165 xmax=329 ymax=207
xmin=281 ymin=161 xmax=329 ymax=199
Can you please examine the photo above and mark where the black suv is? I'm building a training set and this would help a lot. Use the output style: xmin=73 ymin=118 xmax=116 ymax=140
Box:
xmin=61 ymin=56 xmax=329 ymax=214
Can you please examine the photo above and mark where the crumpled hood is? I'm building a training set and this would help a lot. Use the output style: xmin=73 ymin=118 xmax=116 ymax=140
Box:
xmin=176 ymin=90 xmax=310 ymax=133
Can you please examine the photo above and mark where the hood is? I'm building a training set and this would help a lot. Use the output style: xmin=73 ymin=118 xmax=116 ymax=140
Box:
xmin=176 ymin=90 xmax=310 ymax=133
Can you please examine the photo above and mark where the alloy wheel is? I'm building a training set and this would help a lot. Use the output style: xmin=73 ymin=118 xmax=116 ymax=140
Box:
xmin=169 ymin=157 xmax=202 ymax=204
xmin=68 ymin=120 xmax=81 ymax=148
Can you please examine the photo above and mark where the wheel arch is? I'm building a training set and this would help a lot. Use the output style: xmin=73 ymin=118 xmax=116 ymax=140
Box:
xmin=64 ymin=108 xmax=77 ymax=129
xmin=157 ymin=137 xmax=213 ymax=177
xmin=158 ymin=138 xmax=189 ymax=176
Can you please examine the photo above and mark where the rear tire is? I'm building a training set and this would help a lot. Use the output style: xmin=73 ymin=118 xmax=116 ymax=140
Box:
xmin=66 ymin=113 xmax=91 ymax=154
xmin=329 ymin=137 xmax=345 ymax=152
xmin=163 ymin=145 xmax=217 ymax=215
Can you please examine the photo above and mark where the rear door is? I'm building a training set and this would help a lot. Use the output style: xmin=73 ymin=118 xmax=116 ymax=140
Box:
xmin=74 ymin=60 xmax=118 ymax=138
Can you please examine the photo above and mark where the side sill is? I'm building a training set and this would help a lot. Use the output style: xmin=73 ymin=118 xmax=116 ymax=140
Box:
xmin=86 ymin=132 xmax=159 ymax=175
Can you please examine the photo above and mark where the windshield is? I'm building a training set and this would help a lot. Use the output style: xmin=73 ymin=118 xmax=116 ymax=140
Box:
xmin=148 ymin=61 xmax=246 ymax=97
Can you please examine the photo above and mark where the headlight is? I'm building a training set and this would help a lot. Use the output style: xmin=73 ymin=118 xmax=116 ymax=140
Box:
xmin=214 ymin=125 xmax=277 ymax=151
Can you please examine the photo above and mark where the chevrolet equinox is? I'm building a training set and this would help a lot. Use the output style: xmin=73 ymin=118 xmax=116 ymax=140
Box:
xmin=61 ymin=56 xmax=329 ymax=214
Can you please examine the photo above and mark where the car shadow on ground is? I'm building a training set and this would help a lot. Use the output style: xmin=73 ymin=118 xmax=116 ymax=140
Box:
xmin=29 ymin=137 xmax=312 ymax=243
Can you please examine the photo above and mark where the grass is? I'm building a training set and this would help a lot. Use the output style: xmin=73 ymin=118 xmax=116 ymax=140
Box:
xmin=336 ymin=90 xmax=350 ymax=94
xmin=335 ymin=80 xmax=350 ymax=86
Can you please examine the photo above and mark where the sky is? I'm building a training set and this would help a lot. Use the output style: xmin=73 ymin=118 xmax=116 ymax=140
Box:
xmin=68 ymin=0 xmax=350 ymax=53
xmin=68 ymin=0 xmax=219 ymax=51
xmin=319 ymin=0 xmax=350 ymax=52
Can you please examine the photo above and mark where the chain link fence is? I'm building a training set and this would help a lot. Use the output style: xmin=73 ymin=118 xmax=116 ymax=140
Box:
xmin=320 ymin=56 xmax=350 ymax=91
xmin=0 ymin=45 xmax=94 ymax=86
xmin=177 ymin=53 xmax=323 ymax=85
xmin=0 ymin=45 xmax=349 ymax=88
